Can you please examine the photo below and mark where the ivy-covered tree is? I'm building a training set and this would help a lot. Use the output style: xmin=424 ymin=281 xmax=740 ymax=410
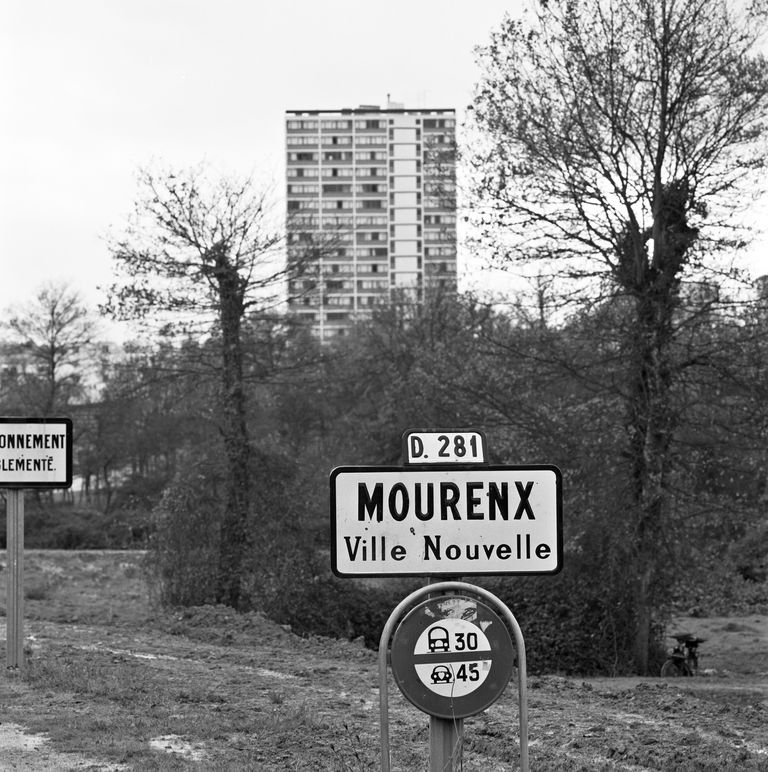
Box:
xmin=470 ymin=0 xmax=768 ymax=672
xmin=103 ymin=166 xmax=305 ymax=608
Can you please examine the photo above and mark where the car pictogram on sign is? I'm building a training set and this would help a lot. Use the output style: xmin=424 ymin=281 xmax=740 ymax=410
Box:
xmin=430 ymin=665 xmax=453 ymax=684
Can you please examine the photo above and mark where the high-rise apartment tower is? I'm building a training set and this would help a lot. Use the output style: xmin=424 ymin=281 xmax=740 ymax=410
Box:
xmin=286 ymin=105 xmax=457 ymax=340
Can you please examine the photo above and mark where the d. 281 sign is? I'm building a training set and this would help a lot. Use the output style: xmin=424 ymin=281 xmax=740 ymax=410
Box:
xmin=404 ymin=429 xmax=487 ymax=465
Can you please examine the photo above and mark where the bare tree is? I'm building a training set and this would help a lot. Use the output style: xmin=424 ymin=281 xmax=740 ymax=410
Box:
xmin=470 ymin=0 xmax=768 ymax=672
xmin=103 ymin=165 xmax=305 ymax=608
xmin=2 ymin=282 xmax=97 ymax=415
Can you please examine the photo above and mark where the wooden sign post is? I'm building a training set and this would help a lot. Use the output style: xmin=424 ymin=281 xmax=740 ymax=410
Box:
xmin=2 ymin=417 xmax=72 ymax=669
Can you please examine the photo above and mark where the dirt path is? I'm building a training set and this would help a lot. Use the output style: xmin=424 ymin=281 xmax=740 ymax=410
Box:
xmin=2 ymin=614 xmax=767 ymax=770
xmin=1 ymin=551 xmax=766 ymax=769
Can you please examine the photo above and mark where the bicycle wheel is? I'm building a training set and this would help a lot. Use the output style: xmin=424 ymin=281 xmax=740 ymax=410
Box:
xmin=660 ymin=659 xmax=691 ymax=677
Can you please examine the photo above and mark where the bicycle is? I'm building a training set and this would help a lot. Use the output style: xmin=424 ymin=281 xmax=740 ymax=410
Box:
xmin=660 ymin=632 xmax=706 ymax=677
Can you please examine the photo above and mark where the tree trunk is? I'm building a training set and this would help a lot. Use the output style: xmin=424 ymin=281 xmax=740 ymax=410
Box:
xmin=212 ymin=249 xmax=251 ymax=609
xmin=102 ymin=462 xmax=113 ymax=515
xmin=621 ymin=189 xmax=692 ymax=672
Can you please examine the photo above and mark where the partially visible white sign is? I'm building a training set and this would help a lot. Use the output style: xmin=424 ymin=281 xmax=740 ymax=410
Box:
xmin=0 ymin=418 xmax=73 ymax=488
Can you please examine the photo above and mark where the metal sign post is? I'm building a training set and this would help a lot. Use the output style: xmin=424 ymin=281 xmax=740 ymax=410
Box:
xmin=429 ymin=714 xmax=462 ymax=772
xmin=2 ymin=417 xmax=73 ymax=669
xmin=6 ymin=489 xmax=24 ymax=668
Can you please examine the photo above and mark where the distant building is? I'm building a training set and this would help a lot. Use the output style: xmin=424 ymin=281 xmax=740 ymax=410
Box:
xmin=285 ymin=104 xmax=457 ymax=340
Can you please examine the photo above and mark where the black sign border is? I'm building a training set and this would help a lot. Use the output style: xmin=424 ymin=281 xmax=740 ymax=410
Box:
xmin=0 ymin=417 xmax=73 ymax=489
xmin=390 ymin=595 xmax=516 ymax=719
xmin=329 ymin=463 xmax=563 ymax=578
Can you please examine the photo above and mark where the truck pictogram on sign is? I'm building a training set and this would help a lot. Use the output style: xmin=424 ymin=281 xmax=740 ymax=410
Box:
xmin=428 ymin=626 xmax=450 ymax=652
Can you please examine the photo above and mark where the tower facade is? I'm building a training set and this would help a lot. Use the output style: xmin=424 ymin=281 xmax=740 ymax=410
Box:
xmin=286 ymin=105 xmax=457 ymax=340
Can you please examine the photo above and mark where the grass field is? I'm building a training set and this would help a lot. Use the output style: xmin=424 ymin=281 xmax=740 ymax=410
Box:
xmin=1 ymin=550 xmax=766 ymax=770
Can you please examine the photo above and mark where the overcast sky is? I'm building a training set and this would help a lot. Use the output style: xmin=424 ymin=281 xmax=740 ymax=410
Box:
xmin=1 ymin=0 xmax=522 ymax=331
xmin=2 ymin=0 xmax=766 ymax=339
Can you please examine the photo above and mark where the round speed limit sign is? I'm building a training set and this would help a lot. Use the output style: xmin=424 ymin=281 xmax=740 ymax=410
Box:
xmin=390 ymin=595 xmax=515 ymax=719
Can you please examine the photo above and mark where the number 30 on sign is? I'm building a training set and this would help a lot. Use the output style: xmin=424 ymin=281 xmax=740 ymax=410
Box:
xmin=404 ymin=429 xmax=487 ymax=465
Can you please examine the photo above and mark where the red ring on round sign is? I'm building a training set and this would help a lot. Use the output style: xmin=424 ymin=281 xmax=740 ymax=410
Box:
xmin=390 ymin=594 xmax=515 ymax=719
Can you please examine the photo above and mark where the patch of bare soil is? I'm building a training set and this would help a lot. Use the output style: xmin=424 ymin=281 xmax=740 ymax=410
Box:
xmin=0 ymin=721 xmax=128 ymax=771
xmin=1 ymin=551 xmax=767 ymax=770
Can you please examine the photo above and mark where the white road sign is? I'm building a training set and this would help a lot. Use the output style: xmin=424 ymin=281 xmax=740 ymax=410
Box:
xmin=330 ymin=465 xmax=562 ymax=577
xmin=0 ymin=418 xmax=73 ymax=488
